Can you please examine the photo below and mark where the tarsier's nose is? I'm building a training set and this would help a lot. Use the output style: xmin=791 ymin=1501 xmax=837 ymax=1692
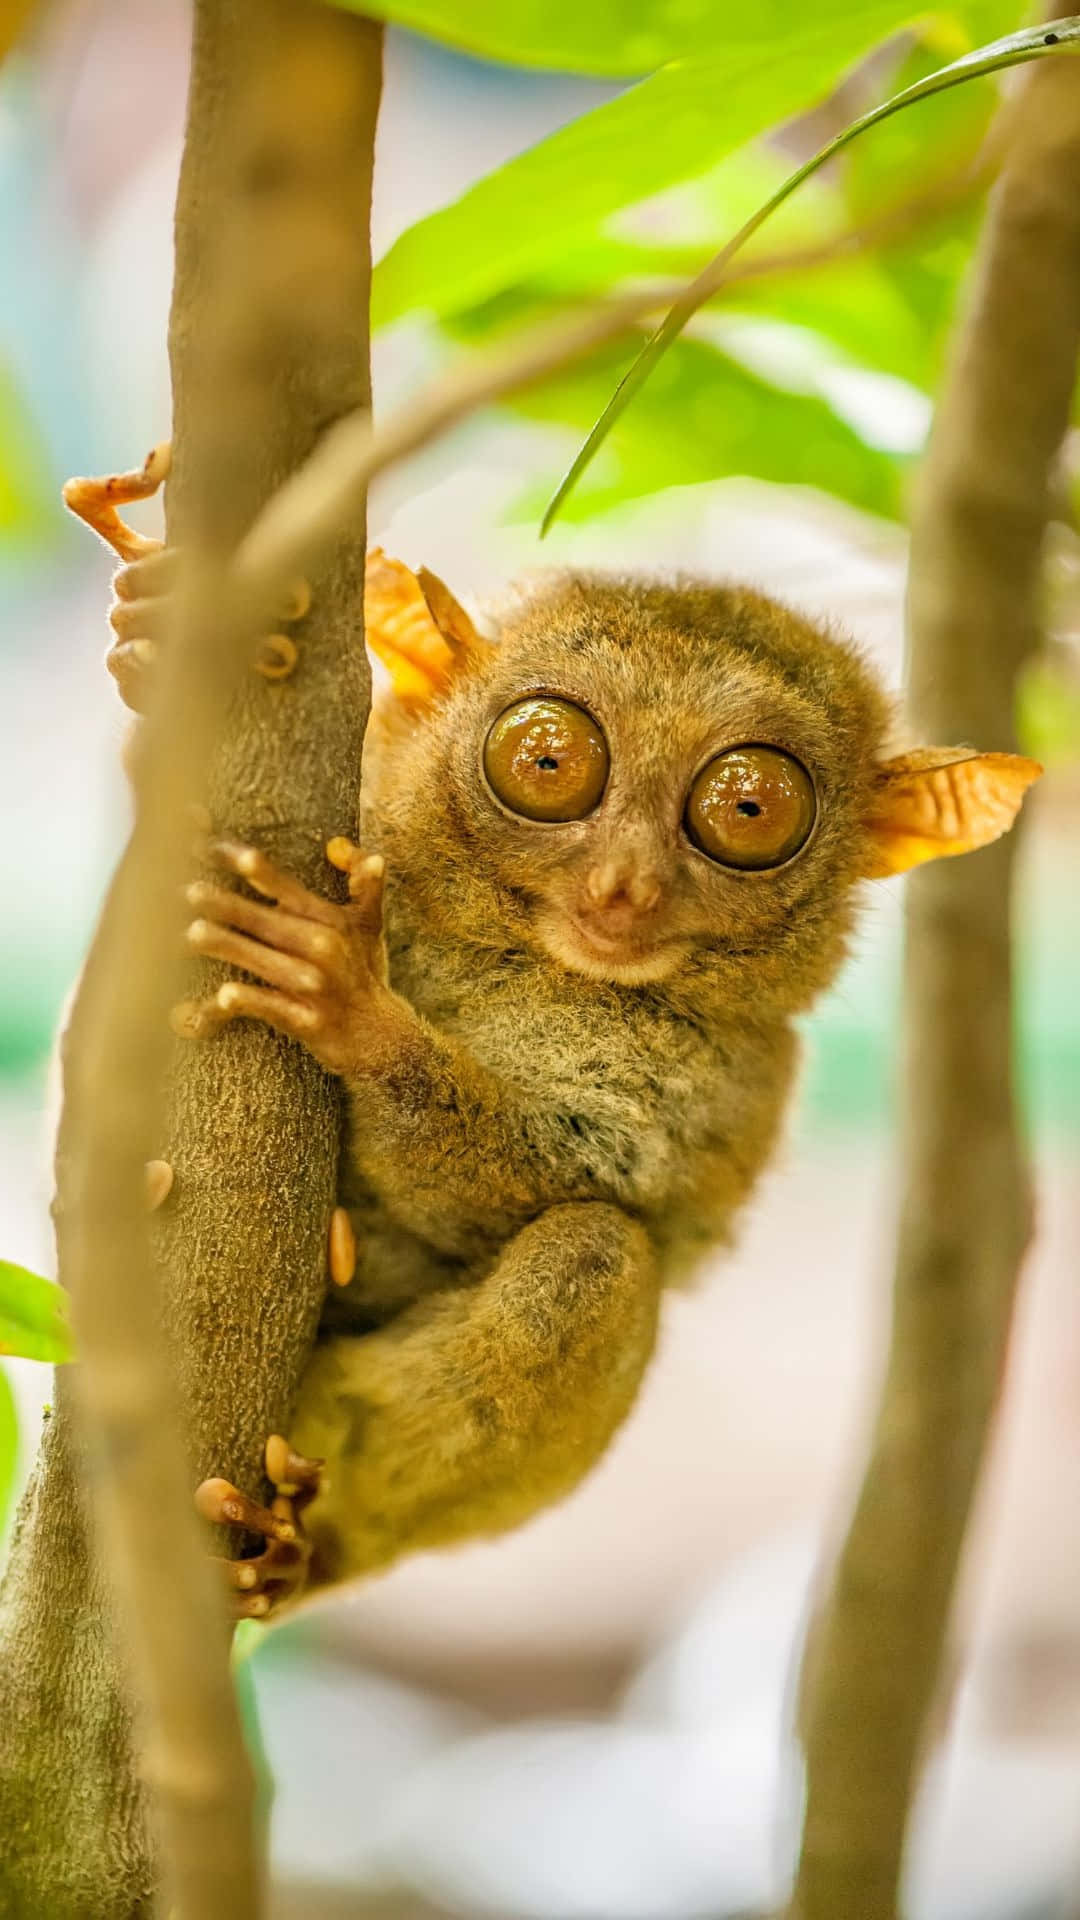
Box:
xmin=580 ymin=857 xmax=663 ymax=932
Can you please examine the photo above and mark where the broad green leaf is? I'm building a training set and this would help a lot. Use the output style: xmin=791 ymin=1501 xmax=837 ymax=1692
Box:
xmin=373 ymin=1 xmax=944 ymax=330
xmin=0 ymin=1367 xmax=16 ymax=1539
xmin=542 ymin=16 xmax=1080 ymax=531
xmin=508 ymin=335 xmax=909 ymax=524
xmin=330 ymin=0 xmax=1014 ymax=77
xmin=0 ymin=1261 xmax=74 ymax=1365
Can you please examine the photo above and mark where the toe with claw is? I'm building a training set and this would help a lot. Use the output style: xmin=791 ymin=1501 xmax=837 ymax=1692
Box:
xmin=195 ymin=1435 xmax=323 ymax=1620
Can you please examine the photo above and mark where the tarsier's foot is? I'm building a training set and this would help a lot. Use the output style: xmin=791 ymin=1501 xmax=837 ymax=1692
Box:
xmin=173 ymin=835 xmax=394 ymax=1077
xmin=195 ymin=1434 xmax=323 ymax=1620
xmin=63 ymin=441 xmax=172 ymax=562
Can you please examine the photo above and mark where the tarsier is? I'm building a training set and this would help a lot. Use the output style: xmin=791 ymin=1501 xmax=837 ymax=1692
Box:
xmin=65 ymin=446 xmax=1040 ymax=1617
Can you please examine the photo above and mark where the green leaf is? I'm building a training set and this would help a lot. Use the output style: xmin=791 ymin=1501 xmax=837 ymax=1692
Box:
xmin=0 ymin=363 xmax=56 ymax=546
xmin=373 ymin=0 xmax=944 ymax=330
xmin=842 ymin=33 xmax=997 ymax=221
xmin=0 ymin=1368 xmax=17 ymax=1539
xmin=331 ymin=0 xmax=998 ymax=77
xmin=508 ymin=334 xmax=909 ymax=524
xmin=542 ymin=16 xmax=1080 ymax=532
xmin=0 ymin=1261 xmax=74 ymax=1365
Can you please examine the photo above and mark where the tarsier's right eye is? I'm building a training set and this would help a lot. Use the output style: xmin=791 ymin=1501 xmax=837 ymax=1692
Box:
xmin=484 ymin=697 xmax=610 ymax=822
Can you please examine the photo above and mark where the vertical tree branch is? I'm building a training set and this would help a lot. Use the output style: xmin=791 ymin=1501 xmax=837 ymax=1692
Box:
xmin=788 ymin=59 xmax=1080 ymax=1920
xmin=0 ymin=5 xmax=382 ymax=1914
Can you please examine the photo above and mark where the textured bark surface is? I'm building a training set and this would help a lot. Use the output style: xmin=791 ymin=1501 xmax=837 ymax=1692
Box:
xmin=789 ymin=58 xmax=1080 ymax=1920
xmin=0 ymin=5 xmax=381 ymax=1913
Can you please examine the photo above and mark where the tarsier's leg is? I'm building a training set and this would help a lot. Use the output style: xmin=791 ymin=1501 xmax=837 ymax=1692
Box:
xmin=203 ymin=1202 xmax=658 ymax=1611
xmin=296 ymin=1201 xmax=659 ymax=1584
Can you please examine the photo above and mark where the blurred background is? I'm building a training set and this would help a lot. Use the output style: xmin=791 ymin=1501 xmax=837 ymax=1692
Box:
xmin=2 ymin=2 xmax=1080 ymax=1914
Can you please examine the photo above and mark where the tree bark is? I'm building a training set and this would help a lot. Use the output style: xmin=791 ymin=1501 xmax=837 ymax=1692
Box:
xmin=788 ymin=57 xmax=1080 ymax=1920
xmin=0 ymin=5 xmax=381 ymax=1914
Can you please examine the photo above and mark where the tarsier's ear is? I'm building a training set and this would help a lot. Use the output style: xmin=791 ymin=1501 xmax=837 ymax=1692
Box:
xmin=863 ymin=748 xmax=1042 ymax=879
xmin=364 ymin=548 xmax=491 ymax=707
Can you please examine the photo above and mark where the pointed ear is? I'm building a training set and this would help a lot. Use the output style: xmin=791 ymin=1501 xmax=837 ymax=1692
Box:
xmin=863 ymin=748 xmax=1042 ymax=879
xmin=364 ymin=548 xmax=490 ymax=707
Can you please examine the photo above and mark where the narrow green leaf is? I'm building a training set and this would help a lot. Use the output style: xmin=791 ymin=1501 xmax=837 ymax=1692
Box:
xmin=509 ymin=335 xmax=908 ymax=525
xmin=542 ymin=17 xmax=1080 ymax=532
xmin=0 ymin=1367 xmax=17 ymax=1539
xmin=373 ymin=0 xmax=940 ymax=330
xmin=0 ymin=1260 xmax=74 ymax=1365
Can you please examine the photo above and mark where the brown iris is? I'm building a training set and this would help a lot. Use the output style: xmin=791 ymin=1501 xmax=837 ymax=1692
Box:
xmin=686 ymin=746 xmax=816 ymax=870
xmin=484 ymin=697 xmax=609 ymax=822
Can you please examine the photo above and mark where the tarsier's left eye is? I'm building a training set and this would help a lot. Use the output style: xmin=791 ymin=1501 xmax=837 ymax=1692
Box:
xmin=685 ymin=745 xmax=816 ymax=870
xmin=484 ymin=697 xmax=609 ymax=822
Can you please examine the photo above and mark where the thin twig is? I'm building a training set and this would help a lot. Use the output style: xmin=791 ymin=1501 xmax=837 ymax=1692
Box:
xmin=788 ymin=53 xmax=1080 ymax=1920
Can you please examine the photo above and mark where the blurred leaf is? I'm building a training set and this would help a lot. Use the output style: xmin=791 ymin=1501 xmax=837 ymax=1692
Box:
xmin=231 ymin=1625 xmax=274 ymax=1846
xmin=0 ymin=1261 xmax=74 ymax=1365
xmin=0 ymin=361 xmax=57 ymax=546
xmin=331 ymin=0 xmax=1011 ymax=75
xmin=843 ymin=34 xmax=997 ymax=219
xmin=1017 ymin=656 xmax=1080 ymax=765
xmin=373 ymin=1 xmax=945 ymax=329
xmin=508 ymin=334 xmax=908 ymax=524
xmin=542 ymin=16 xmax=1080 ymax=531
xmin=0 ymin=1367 xmax=16 ymax=1539
xmin=722 ymin=209 xmax=979 ymax=389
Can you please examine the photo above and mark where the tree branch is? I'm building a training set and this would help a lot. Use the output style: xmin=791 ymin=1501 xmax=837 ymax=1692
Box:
xmin=0 ymin=4 xmax=381 ymax=1914
xmin=788 ymin=56 xmax=1080 ymax=1920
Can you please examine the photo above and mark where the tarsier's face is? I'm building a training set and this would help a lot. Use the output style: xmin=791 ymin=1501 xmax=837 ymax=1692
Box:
xmin=364 ymin=565 xmax=1039 ymax=1012
xmin=479 ymin=687 xmax=824 ymax=986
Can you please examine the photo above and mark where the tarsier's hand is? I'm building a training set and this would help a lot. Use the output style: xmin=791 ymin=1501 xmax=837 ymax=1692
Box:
xmin=175 ymin=836 xmax=403 ymax=1079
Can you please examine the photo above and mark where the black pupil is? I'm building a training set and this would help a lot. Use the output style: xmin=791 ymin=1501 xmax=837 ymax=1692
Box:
xmin=536 ymin=755 xmax=559 ymax=771
xmin=737 ymin=800 xmax=761 ymax=817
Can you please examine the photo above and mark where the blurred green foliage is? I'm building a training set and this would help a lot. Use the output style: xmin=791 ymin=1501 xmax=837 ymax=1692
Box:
xmin=506 ymin=335 xmax=910 ymax=522
xmin=373 ymin=1 xmax=944 ymax=328
xmin=0 ymin=1366 xmax=15 ymax=1540
xmin=0 ymin=1262 xmax=73 ymax=1365
xmin=363 ymin=1 xmax=1051 ymax=538
xmin=0 ymin=359 xmax=56 ymax=546
xmin=336 ymin=0 xmax=1025 ymax=73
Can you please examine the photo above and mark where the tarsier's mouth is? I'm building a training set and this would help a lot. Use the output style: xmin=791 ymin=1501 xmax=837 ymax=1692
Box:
xmin=534 ymin=909 xmax=685 ymax=985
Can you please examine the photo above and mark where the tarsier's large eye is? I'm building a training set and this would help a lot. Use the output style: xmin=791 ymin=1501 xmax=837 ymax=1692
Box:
xmin=685 ymin=746 xmax=816 ymax=870
xmin=484 ymin=697 xmax=609 ymax=822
